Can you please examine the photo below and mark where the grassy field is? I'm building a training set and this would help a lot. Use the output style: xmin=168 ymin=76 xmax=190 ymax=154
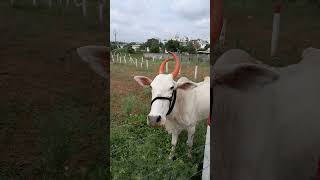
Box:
xmin=110 ymin=54 xmax=210 ymax=179
xmin=0 ymin=1 xmax=108 ymax=179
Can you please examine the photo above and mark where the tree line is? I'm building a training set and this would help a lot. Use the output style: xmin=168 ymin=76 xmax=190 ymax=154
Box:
xmin=111 ymin=38 xmax=210 ymax=54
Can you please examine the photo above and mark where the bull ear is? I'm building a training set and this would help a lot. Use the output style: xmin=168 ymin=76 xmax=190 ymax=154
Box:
xmin=177 ymin=81 xmax=197 ymax=90
xmin=134 ymin=76 xmax=152 ymax=87
xmin=77 ymin=45 xmax=108 ymax=79
xmin=213 ymin=63 xmax=279 ymax=90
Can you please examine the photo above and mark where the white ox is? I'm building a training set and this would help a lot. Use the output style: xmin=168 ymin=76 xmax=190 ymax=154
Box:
xmin=134 ymin=52 xmax=210 ymax=159
xmin=212 ymin=48 xmax=320 ymax=180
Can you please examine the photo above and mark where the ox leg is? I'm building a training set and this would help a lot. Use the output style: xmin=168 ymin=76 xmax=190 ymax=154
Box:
xmin=169 ymin=131 xmax=179 ymax=160
xmin=187 ymin=126 xmax=196 ymax=158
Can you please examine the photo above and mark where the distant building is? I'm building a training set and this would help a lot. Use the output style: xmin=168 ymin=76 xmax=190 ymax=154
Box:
xmin=131 ymin=44 xmax=141 ymax=52
xmin=179 ymin=36 xmax=189 ymax=47
xmin=162 ymin=39 xmax=168 ymax=44
xmin=199 ymin=39 xmax=209 ymax=49
xmin=195 ymin=39 xmax=209 ymax=49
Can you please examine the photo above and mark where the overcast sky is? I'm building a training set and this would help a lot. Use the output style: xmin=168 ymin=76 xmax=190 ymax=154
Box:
xmin=110 ymin=0 xmax=210 ymax=43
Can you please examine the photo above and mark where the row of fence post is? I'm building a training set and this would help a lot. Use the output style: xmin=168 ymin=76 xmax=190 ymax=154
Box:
xmin=111 ymin=53 xmax=202 ymax=80
xmin=10 ymin=0 xmax=105 ymax=24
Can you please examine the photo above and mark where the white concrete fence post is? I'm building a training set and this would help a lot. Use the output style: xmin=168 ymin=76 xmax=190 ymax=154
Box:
xmin=99 ymin=0 xmax=104 ymax=24
xmin=146 ymin=59 xmax=149 ymax=70
xmin=135 ymin=58 xmax=138 ymax=68
xmin=202 ymin=119 xmax=210 ymax=180
xmin=48 ymin=0 xmax=52 ymax=7
xmin=82 ymin=0 xmax=87 ymax=17
xmin=166 ymin=62 xmax=169 ymax=73
xmin=271 ymin=3 xmax=282 ymax=57
xmin=194 ymin=65 xmax=198 ymax=80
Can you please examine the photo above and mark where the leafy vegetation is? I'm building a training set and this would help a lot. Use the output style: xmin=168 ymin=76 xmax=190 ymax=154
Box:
xmin=144 ymin=38 xmax=161 ymax=53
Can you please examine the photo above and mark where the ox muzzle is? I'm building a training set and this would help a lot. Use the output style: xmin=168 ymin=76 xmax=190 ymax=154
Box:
xmin=147 ymin=89 xmax=177 ymax=127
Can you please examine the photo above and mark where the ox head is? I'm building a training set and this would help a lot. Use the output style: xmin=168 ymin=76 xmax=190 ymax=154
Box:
xmin=134 ymin=52 xmax=197 ymax=127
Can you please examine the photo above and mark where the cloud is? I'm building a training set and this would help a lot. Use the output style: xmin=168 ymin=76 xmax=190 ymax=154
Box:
xmin=110 ymin=0 xmax=209 ymax=43
xmin=171 ymin=0 xmax=210 ymax=20
xmin=194 ymin=17 xmax=210 ymax=28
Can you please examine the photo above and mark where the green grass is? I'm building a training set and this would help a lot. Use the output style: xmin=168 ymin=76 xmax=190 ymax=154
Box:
xmin=110 ymin=109 xmax=207 ymax=180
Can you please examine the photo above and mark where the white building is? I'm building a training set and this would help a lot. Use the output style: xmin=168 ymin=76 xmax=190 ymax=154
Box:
xmin=131 ymin=44 xmax=141 ymax=52
xmin=196 ymin=39 xmax=209 ymax=49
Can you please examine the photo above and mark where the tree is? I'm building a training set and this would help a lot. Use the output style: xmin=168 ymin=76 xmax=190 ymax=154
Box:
xmin=192 ymin=40 xmax=201 ymax=50
xmin=159 ymin=42 xmax=165 ymax=53
xmin=127 ymin=46 xmax=135 ymax=54
xmin=186 ymin=41 xmax=197 ymax=54
xmin=144 ymin=38 xmax=160 ymax=53
xmin=165 ymin=40 xmax=180 ymax=52
xmin=122 ymin=43 xmax=135 ymax=54
xmin=179 ymin=45 xmax=188 ymax=53
xmin=111 ymin=43 xmax=117 ymax=51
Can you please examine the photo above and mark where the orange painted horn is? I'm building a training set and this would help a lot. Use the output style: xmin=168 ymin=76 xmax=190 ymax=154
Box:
xmin=159 ymin=58 xmax=170 ymax=74
xmin=168 ymin=51 xmax=180 ymax=78
xmin=158 ymin=52 xmax=180 ymax=78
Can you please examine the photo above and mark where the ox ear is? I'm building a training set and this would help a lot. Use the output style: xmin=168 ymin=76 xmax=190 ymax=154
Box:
xmin=134 ymin=76 xmax=152 ymax=87
xmin=77 ymin=45 xmax=108 ymax=79
xmin=177 ymin=81 xmax=197 ymax=90
xmin=213 ymin=63 xmax=279 ymax=90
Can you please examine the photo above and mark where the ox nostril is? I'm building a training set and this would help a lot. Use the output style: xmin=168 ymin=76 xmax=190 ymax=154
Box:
xmin=156 ymin=116 xmax=161 ymax=122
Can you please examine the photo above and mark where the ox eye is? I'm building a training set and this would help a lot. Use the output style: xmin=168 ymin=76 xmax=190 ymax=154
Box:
xmin=170 ymin=86 xmax=174 ymax=90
